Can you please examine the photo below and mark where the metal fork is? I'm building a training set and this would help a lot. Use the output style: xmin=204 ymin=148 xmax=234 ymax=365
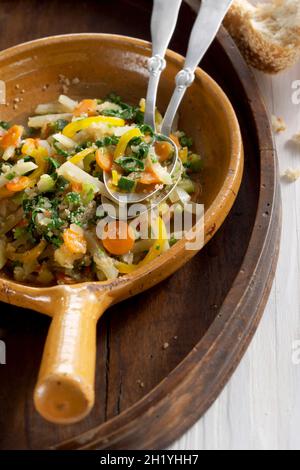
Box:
xmin=103 ymin=0 xmax=233 ymax=209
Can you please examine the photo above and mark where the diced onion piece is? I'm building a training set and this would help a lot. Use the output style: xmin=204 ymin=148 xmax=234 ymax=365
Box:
xmin=34 ymin=103 xmax=66 ymax=115
xmin=57 ymin=161 xmax=105 ymax=194
xmin=85 ymin=231 xmax=119 ymax=280
xmin=2 ymin=146 xmax=15 ymax=161
xmin=53 ymin=133 xmax=76 ymax=149
xmin=169 ymin=186 xmax=191 ymax=204
xmin=58 ymin=95 xmax=78 ymax=112
xmin=37 ymin=174 xmax=55 ymax=193
xmin=151 ymin=162 xmax=173 ymax=185
xmin=112 ymin=125 xmax=137 ymax=137
xmin=28 ymin=113 xmax=72 ymax=128
xmin=14 ymin=159 xmax=38 ymax=175
xmin=0 ymin=160 xmax=38 ymax=188
xmin=96 ymin=101 xmax=122 ymax=113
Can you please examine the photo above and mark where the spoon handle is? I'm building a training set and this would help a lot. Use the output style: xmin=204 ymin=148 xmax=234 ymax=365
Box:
xmin=144 ymin=0 xmax=182 ymax=130
xmin=161 ymin=0 xmax=233 ymax=136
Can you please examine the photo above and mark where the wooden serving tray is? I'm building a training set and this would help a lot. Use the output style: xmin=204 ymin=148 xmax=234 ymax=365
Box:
xmin=0 ymin=0 xmax=281 ymax=450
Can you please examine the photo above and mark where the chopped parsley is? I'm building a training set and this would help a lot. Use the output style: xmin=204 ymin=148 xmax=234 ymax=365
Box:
xmin=95 ymin=136 xmax=119 ymax=147
xmin=0 ymin=121 xmax=10 ymax=130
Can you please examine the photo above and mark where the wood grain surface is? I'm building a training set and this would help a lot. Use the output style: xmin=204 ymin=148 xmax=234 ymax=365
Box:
xmin=0 ymin=0 xmax=280 ymax=449
xmin=172 ymin=61 xmax=300 ymax=451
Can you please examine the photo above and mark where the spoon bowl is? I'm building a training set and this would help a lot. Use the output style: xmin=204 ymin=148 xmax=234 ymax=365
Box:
xmin=103 ymin=134 xmax=179 ymax=206
xmin=0 ymin=33 xmax=243 ymax=424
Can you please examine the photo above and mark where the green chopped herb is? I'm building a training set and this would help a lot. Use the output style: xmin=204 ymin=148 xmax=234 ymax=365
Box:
xmin=139 ymin=124 xmax=154 ymax=136
xmin=0 ymin=121 xmax=10 ymax=130
xmin=95 ymin=136 xmax=119 ymax=148
xmin=180 ymin=133 xmax=193 ymax=148
xmin=65 ymin=192 xmax=81 ymax=205
xmin=105 ymin=92 xmax=122 ymax=105
xmin=132 ymin=142 xmax=150 ymax=160
xmin=185 ymin=153 xmax=203 ymax=173
xmin=116 ymin=156 xmax=144 ymax=173
xmin=53 ymin=142 xmax=69 ymax=157
xmin=46 ymin=157 xmax=61 ymax=170
xmin=56 ymin=176 xmax=69 ymax=192
xmin=169 ymin=236 xmax=178 ymax=247
xmin=81 ymin=183 xmax=96 ymax=204
xmin=52 ymin=119 xmax=68 ymax=133
xmin=5 ymin=172 xmax=16 ymax=181
xmin=14 ymin=227 xmax=26 ymax=240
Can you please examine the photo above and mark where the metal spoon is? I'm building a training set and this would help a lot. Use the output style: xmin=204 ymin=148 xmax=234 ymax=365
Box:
xmin=103 ymin=0 xmax=234 ymax=207
xmin=103 ymin=0 xmax=182 ymax=205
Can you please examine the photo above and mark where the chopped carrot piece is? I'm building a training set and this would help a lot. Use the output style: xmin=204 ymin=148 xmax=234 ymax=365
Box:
xmin=139 ymin=171 xmax=161 ymax=185
xmin=63 ymin=226 xmax=87 ymax=254
xmin=154 ymin=141 xmax=174 ymax=162
xmin=71 ymin=181 xmax=83 ymax=193
xmin=170 ymin=133 xmax=180 ymax=149
xmin=6 ymin=176 xmax=30 ymax=192
xmin=0 ymin=125 xmax=24 ymax=149
xmin=95 ymin=148 xmax=113 ymax=172
xmin=73 ymin=99 xmax=97 ymax=117
xmin=102 ymin=221 xmax=135 ymax=256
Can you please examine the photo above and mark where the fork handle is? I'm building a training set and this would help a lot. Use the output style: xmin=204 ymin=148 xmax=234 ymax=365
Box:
xmin=144 ymin=0 xmax=182 ymax=130
xmin=161 ymin=0 xmax=233 ymax=136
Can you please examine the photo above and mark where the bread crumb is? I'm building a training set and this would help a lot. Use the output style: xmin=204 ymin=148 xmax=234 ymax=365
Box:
xmin=162 ymin=342 xmax=169 ymax=350
xmin=15 ymin=84 xmax=20 ymax=90
xmin=292 ymin=132 xmax=300 ymax=145
xmin=272 ymin=115 xmax=286 ymax=133
xmin=282 ymin=168 xmax=300 ymax=182
xmin=72 ymin=77 xmax=80 ymax=85
xmin=173 ymin=336 xmax=178 ymax=340
xmin=13 ymin=104 xmax=18 ymax=110
xmin=137 ymin=379 xmax=145 ymax=389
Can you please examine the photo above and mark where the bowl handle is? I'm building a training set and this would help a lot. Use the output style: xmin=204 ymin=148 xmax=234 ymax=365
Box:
xmin=34 ymin=288 xmax=112 ymax=424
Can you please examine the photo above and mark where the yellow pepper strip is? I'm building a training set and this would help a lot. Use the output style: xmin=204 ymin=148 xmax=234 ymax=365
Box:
xmin=112 ymin=170 xmax=121 ymax=186
xmin=139 ymin=98 xmax=146 ymax=113
xmin=114 ymin=128 xmax=142 ymax=160
xmin=84 ymin=152 xmax=96 ymax=172
xmin=115 ymin=217 xmax=167 ymax=274
xmin=7 ymin=240 xmax=47 ymax=263
xmin=179 ymin=147 xmax=188 ymax=164
xmin=27 ymin=147 xmax=49 ymax=187
xmin=69 ymin=147 xmax=95 ymax=165
xmin=22 ymin=138 xmax=36 ymax=156
xmin=62 ymin=116 xmax=125 ymax=138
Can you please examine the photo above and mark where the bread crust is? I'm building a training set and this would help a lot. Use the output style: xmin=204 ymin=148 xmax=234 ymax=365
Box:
xmin=224 ymin=0 xmax=300 ymax=73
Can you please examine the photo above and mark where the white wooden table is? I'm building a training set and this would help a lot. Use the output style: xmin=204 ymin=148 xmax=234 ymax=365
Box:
xmin=171 ymin=1 xmax=300 ymax=451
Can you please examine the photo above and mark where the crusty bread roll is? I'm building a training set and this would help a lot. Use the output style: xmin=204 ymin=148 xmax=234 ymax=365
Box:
xmin=224 ymin=0 xmax=300 ymax=73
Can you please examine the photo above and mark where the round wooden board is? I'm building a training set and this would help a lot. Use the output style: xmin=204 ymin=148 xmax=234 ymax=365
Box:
xmin=0 ymin=0 xmax=281 ymax=450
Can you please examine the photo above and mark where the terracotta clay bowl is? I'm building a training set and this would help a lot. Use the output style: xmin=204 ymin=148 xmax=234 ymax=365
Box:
xmin=0 ymin=33 xmax=243 ymax=424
